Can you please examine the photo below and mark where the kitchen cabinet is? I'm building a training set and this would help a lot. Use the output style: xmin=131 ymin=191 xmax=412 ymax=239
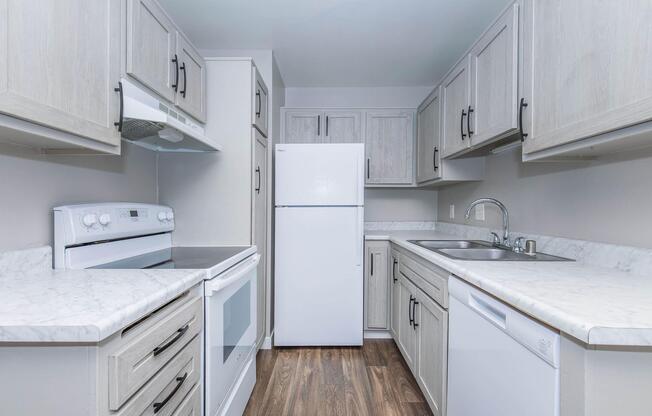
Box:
xmin=390 ymin=248 xmax=401 ymax=340
xmin=397 ymin=273 xmax=418 ymax=372
xmin=253 ymin=132 xmax=267 ymax=345
xmin=253 ymin=68 xmax=269 ymax=137
xmin=520 ymin=0 xmax=652 ymax=159
xmin=175 ymin=33 xmax=206 ymax=122
xmin=323 ymin=110 xmax=363 ymax=143
xmin=417 ymin=88 xmax=442 ymax=183
xmin=364 ymin=241 xmax=390 ymax=330
xmin=468 ymin=3 xmax=519 ymax=148
xmin=365 ymin=110 xmax=414 ymax=185
xmin=126 ymin=0 xmax=206 ymax=122
xmin=441 ymin=57 xmax=471 ymax=158
xmin=283 ymin=110 xmax=323 ymax=143
xmin=0 ymin=0 xmax=122 ymax=153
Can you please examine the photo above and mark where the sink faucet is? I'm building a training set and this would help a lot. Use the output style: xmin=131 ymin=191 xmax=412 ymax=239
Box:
xmin=464 ymin=198 xmax=510 ymax=246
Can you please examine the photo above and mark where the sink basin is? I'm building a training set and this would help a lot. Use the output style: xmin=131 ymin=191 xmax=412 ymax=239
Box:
xmin=409 ymin=240 xmax=492 ymax=250
xmin=436 ymin=248 xmax=571 ymax=262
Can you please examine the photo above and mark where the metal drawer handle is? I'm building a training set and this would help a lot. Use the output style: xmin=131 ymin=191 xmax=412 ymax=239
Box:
xmin=255 ymin=166 xmax=261 ymax=194
xmin=392 ymin=259 xmax=398 ymax=283
xmin=433 ymin=146 xmax=439 ymax=171
xmin=153 ymin=324 xmax=189 ymax=357
xmin=180 ymin=63 xmax=187 ymax=98
xmin=519 ymin=98 xmax=529 ymax=142
xmin=172 ymin=54 xmax=179 ymax=92
xmin=412 ymin=299 xmax=419 ymax=330
xmin=256 ymin=90 xmax=261 ymax=118
xmin=370 ymin=253 xmax=374 ymax=276
xmin=114 ymin=82 xmax=123 ymax=133
xmin=408 ymin=295 xmax=414 ymax=326
xmin=467 ymin=105 xmax=474 ymax=137
xmin=153 ymin=372 xmax=188 ymax=413
xmin=460 ymin=109 xmax=467 ymax=140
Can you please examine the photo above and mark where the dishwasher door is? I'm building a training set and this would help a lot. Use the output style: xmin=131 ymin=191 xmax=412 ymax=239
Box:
xmin=447 ymin=277 xmax=560 ymax=416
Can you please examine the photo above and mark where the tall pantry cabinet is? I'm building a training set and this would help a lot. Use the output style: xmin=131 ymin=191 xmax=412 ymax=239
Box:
xmin=158 ymin=58 xmax=270 ymax=348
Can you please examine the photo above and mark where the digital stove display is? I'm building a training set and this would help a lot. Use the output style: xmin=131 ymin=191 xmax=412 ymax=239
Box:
xmin=130 ymin=210 xmax=138 ymax=217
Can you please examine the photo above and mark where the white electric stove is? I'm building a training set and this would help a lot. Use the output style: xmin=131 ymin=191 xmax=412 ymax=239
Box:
xmin=53 ymin=203 xmax=259 ymax=416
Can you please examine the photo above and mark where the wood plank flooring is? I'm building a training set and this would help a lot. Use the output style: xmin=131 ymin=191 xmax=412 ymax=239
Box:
xmin=243 ymin=340 xmax=432 ymax=416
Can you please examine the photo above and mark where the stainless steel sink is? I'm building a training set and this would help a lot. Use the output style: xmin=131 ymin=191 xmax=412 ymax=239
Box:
xmin=408 ymin=240 xmax=572 ymax=262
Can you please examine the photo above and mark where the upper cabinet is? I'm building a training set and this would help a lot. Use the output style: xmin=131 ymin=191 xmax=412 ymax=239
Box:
xmin=417 ymin=88 xmax=442 ymax=183
xmin=520 ymin=0 xmax=652 ymax=160
xmin=0 ymin=0 xmax=122 ymax=153
xmin=126 ymin=0 xmax=206 ymax=122
xmin=252 ymin=68 xmax=269 ymax=137
xmin=468 ymin=3 xmax=519 ymax=148
xmin=282 ymin=109 xmax=362 ymax=143
xmin=365 ymin=110 xmax=414 ymax=185
xmin=441 ymin=58 xmax=471 ymax=158
xmin=324 ymin=111 xmax=363 ymax=143
xmin=283 ymin=110 xmax=323 ymax=143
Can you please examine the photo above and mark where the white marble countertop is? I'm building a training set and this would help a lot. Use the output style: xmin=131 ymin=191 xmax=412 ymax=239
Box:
xmin=0 ymin=267 xmax=205 ymax=343
xmin=367 ymin=230 xmax=652 ymax=346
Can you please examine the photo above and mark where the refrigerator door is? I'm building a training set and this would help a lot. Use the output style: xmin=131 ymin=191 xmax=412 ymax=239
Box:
xmin=274 ymin=206 xmax=364 ymax=346
xmin=275 ymin=143 xmax=364 ymax=206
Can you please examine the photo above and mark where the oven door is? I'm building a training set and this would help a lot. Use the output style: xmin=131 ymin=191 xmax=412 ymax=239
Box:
xmin=204 ymin=254 xmax=259 ymax=416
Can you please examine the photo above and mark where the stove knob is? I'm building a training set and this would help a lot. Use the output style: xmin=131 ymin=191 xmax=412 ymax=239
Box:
xmin=158 ymin=212 xmax=167 ymax=221
xmin=82 ymin=214 xmax=97 ymax=227
xmin=99 ymin=214 xmax=111 ymax=226
xmin=166 ymin=212 xmax=174 ymax=221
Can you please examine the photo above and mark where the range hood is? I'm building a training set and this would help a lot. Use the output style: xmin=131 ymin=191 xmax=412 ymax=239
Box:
xmin=120 ymin=79 xmax=221 ymax=152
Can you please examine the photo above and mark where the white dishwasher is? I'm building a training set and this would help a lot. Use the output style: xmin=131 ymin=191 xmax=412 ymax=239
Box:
xmin=447 ymin=277 xmax=560 ymax=416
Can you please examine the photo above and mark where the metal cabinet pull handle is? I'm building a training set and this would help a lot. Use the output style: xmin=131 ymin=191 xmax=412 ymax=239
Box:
xmin=460 ymin=109 xmax=467 ymax=140
xmin=172 ymin=54 xmax=179 ymax=92
xmin=412 ymin=299 xmax=419 ymax=330
xmin=370 ymin=253 xmax=374 ymax=276
xmin=467 ymin=105 xmax=474 ymax=137
xmin=433 ymin=146 xmax=439 ymax=171
xmin=392 ymin=259 xmax=398 ymax=283
xmin=180 ymin=63 xmax=187 ymax=98
xmin=153 ymin=372 xmax=188 ymax=414
xmin=366 ymin=158 xmax=370 ymax=179
xmin=114 ymin=82 xmax=123 ymax=132
xmin=325 ymin=116 xmax=329 ymax=136
xmin=255 ymin=166 xmax=261 ymax=194
xmin=317 ymin=115 xmax=321 ymax=136
xmin=256 ymin=90 xmax=261 ymax=118
xmin=519 ymin=98 xmax=529 ymax=142
xmin=153 ymin=324 xmax=189 ymax=357
xmin=408 ymin=295 xmax=414 ymax=326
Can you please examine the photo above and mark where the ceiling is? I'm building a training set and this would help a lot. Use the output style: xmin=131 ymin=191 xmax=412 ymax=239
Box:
xmin=159 ymin=0 xmax=512 ymax=87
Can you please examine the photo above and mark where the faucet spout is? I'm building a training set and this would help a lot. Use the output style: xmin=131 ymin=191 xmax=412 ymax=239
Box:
xmin=464 ymin=198 xmax=510 ymax=245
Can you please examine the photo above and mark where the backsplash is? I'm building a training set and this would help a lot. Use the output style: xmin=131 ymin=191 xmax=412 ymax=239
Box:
xmin=364 ymin=221 xmax=436 ymax=231
xmin=0 ymin=246 xmax=52 ymax=274
xmin=435 ymin=222 xmax=652 ymax=276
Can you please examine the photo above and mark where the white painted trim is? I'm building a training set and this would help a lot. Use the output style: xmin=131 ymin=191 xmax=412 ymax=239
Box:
xmin=364 ymin=330 xmax=393 ymax=339
xmin=261 ymin=331 xmax=274 ymax=350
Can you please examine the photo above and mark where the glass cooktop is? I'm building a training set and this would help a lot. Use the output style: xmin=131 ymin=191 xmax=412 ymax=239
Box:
xmin=94 ymin=246 xmax=251 ymax=270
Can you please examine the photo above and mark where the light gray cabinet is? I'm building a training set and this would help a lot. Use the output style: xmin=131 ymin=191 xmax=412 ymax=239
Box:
xmin=469 ymin=3 xmax=519 ymax=148
xmin=364 ymin=241 xmax=390 ymax=330
xmin=253 ymin=69 xmax=269 ymax=137
xmin=0 ymin=0 xmax=122 ymax=150
xmin=397 ymin=273 xmax=418 ymax=372
xmin=390 ymin=248 xmax=401 ymax=340
xmin=441 ymin=57 xmax=471 ymax=158
xmin=323 ymin=110 xmax=363 ymax=143
xmin=283 ymin=110 xmax=323 ymax=143
xmin=521 ymin=0 xmax=652 ymax=159
xmin=175 ymin=33 xmax=206 ymax=122
xmin=417 ymin=88 xmax=442 ymax=183
xmin=365 ymin=110 xmax=414 ymax=185
xmin=253 ymin=132 xmax=267 ymax=345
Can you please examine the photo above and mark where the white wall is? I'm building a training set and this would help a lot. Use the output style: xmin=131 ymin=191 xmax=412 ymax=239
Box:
xmin=0 ymin=142 xmax=158 ymax=251
xmin=438 ymin=146 xmax=652 ymax=248
xmin=365 ymin=189 xmax=437 ymax=222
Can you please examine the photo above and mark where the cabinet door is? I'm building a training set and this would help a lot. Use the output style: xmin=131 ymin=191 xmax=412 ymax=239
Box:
xmin=253 ymin=134 xmax=267 ymax=345
xmin=521 ymin=0 xmax=652 ymax=155
xmin=0 ymin=0 xmax=121 ymax=147
xmin=323 ymin=111 xmax=363 ymax=143
xmin=397 ymin=275 xmax=417 ymax=372
xmin=441 ymin=58 xmax=471 ymax=158
xmin=126 ymin=0 xmax=176 ymax=102
xmin=365 ymin=111 xmax=414 ymax=184
xmin=389 ymin=249 xmax=401 ymax=340
xmin=253 ymin=69 xmax=269 ymax=137
xmin=175 ymin=33 xmax=206 ymax=122
xmin=283 ymin=110 xmax=323 ymax=143
xmin=364 ymin=241 xmax=389 ymax=330
xmin=415 ymin=291 xmax=448 ymax=416
xmin=469 ymin=3 xmax=519 ymax=148
xmin=416 ymin=88 xmax=442 ymax=183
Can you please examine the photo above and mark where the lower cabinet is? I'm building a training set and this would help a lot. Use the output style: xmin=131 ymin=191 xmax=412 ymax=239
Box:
xmin=364 ymin=241 xmax=390 ymax=330
xmin=390 ymin=248 xmax=400 ymax=339
xmin=397 ymin=274 xmax=418 ymax=371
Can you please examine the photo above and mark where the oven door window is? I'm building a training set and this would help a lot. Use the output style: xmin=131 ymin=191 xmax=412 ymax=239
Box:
xmin=223 ymin=280 xmax=251 ymax=363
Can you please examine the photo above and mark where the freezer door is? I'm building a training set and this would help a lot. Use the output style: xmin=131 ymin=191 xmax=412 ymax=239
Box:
xmin=274 ymin=206 xmax=364 ymax=346
xmin=275 ymin=143 xmax=364 ymax=206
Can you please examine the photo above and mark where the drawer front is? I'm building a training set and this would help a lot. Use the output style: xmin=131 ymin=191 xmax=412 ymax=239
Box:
xmin=109 ymin=296 xmax=203 ymax=409
xmin=117 ymin=335 xmax=201 ymax=416
xmin=399 ymin=252 xmax=448 ymax=309
xmin=171 ymin=383 xmax=201 ymax=416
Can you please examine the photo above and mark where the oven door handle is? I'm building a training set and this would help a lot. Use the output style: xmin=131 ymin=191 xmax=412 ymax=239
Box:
xmin=205 ymin=254 xmax=260 ymax=296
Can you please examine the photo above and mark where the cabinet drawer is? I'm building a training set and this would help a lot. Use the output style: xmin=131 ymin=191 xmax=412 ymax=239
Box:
xmin=399 ymin=252 xmax=448 ymax=309
xmin=109 ymin=296 xmax=203 ymax=409
xmin=116 ymin=335 xmax=201 ymax=416
xmin=171 ymin=383 xmax=201 ymax=416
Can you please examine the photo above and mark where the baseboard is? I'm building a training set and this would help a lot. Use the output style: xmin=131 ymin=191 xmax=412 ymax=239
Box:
xmin=364 ymin=330 xmax=393 ymax=339
xmin=261 ymin=331 xmax=274 ymax=350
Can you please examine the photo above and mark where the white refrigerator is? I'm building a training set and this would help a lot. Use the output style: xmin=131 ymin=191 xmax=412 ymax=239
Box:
xmin=274 ymin=143 xmax=364 ymax=346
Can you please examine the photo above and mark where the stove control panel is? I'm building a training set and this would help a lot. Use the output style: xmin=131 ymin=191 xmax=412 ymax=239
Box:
xmin=54 ymin=203 xmax=175 ymax=246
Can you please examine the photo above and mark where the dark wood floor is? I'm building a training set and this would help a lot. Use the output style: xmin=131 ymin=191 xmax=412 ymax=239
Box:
xmin=243 ymin=339 xmax=432 ymax=416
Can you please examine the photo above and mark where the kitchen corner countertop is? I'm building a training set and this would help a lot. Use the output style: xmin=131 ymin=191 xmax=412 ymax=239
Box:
xmin=367 ymin=230 xmax=652 ymax=347
xmin=0 ymin=267 xmax=205 ymax=343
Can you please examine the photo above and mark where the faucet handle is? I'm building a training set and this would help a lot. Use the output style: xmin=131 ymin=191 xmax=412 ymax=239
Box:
xmin=489 ymin=232 xmax=501 ymax=246
xmin=513 ymin=237 xmax=525 ymax=253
